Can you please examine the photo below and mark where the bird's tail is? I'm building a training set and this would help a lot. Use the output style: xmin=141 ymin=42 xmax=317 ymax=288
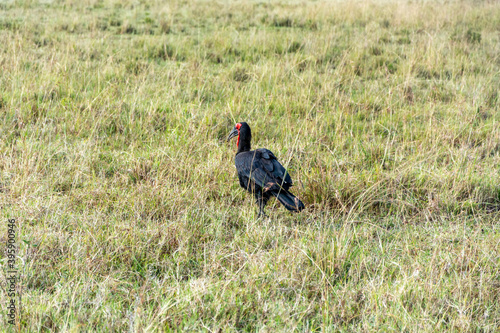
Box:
xmin=272 ymin=190 xmax=305 ymax=212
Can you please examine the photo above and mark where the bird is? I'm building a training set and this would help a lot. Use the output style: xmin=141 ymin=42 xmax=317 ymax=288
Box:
xmin=227 ymin=122 xmax=305 ymax=217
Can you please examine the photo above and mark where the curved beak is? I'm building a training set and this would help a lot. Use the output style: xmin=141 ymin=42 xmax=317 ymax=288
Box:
xmin=227 ymin=127 xmax=239 ymax=142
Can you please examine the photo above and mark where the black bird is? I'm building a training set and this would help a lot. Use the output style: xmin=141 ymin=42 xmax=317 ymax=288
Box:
xmin=227 ymin=122 xmax=305 ymax=217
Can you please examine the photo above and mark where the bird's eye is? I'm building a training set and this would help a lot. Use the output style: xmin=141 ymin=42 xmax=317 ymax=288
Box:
xmin=236 ymin=123 xmax=241 ymax=130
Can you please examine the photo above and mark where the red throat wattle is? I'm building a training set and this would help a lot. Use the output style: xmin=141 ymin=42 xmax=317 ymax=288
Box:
xmin=235 ymin=123 xmax=241 ymax=148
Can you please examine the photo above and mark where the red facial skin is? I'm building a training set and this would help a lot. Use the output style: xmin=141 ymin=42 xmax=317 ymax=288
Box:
xmin=235 ymin=123 xmax=241 ymax=148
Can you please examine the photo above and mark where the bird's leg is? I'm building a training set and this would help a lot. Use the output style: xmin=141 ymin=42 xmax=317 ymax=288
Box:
xmin=256 ymin=194 xmax=268 ymax=218
xmin=257 ymin=207 xmax=268 ymax=219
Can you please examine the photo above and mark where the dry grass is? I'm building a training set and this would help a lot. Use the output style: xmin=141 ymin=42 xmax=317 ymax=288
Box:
xmin=0 ymin=0 xmax=499 ymax=331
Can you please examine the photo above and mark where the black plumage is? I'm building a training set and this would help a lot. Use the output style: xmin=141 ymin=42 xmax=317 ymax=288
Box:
xmin=227 ymin=122 xmax=305 ymax=217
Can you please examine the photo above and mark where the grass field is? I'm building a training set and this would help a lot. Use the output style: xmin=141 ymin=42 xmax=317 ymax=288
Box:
xmin=0 ymin=0 xmax=499 ymax=331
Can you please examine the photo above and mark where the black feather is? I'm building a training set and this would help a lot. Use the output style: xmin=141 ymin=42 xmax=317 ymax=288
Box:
xmin=230 ymin=122 xmax=304 ymax=216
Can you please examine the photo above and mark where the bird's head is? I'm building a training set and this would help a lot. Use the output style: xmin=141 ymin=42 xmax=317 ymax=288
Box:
xmin=227 ymin=122 xmax=251 ymax=150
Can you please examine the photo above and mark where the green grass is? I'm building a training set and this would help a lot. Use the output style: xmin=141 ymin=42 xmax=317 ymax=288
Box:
xmin=0 ymin=0 xmax=499 ymax=331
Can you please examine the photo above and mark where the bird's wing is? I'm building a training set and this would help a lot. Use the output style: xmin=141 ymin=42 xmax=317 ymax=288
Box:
xmin=235 ymin=152 xmax=269 ymax=191
xmin=235 ymin=150 xmax=294 ymax=191
xmin=255 ymin=149 xmax=293 ymax=189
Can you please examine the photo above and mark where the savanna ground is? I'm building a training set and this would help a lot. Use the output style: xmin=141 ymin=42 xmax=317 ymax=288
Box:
xmin=0 ymin=0 xmax=499 ymax=331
